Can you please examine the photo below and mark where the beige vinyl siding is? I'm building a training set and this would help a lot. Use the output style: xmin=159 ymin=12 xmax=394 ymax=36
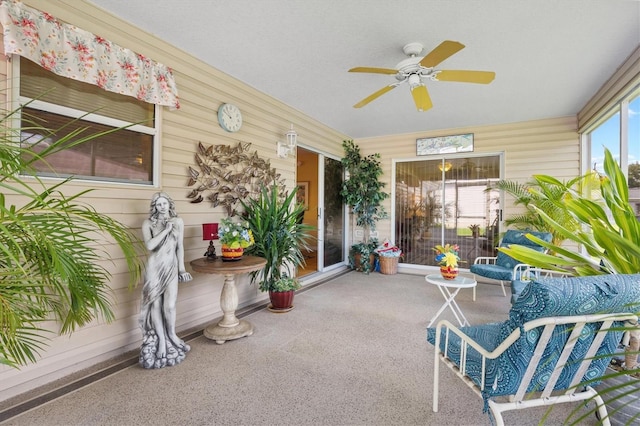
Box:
xmin=0 ymin=34 xmax=6 ymax=107
xmin=0 ymin=0 xmax=347 ymax=401
xmin=354 ymin=116 xmax=579 ymax=246
xmin=579 ymin=44 xmax=640 ymax=132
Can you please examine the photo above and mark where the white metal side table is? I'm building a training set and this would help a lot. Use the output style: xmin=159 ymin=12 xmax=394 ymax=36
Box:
xmin=425 ymin=274 xmax=477 ymax=327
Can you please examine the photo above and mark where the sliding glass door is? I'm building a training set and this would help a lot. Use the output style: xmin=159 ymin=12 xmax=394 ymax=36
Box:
xmin=323 ymin=157 xmax=344 ymax=268
xmin=395 ymin=155 xmax=501 ymax=268
xmin=296 ymin=148 xmax=345 ymax=276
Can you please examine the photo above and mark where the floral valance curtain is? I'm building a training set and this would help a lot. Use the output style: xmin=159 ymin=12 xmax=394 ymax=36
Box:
xmin=0 ymin=0 xmax=180 ymax=109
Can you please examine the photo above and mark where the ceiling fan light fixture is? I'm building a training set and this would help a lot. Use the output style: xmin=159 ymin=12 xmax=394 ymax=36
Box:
xmin=408 ymin=73 xmax=422 ymax=89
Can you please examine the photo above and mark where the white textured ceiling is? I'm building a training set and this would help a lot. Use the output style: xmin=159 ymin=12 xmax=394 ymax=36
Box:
xmin=88 ymin=0 xmax=640 ymax=139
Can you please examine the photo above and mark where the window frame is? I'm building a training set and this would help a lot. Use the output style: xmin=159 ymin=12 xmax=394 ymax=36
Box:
xmin=11 ymin=55 xmax=161 ymax=187
xmin=582 ymin=84 xmax=640 ymax=177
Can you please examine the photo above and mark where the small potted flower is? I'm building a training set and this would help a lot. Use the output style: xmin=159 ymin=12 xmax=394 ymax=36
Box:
xmin=375 ymin=239 xmax=402 ymax=275
xmin=433 ymin=243 xmax=461 ymax=280
xmin=218 ymin=217 xmax=254 ymax=261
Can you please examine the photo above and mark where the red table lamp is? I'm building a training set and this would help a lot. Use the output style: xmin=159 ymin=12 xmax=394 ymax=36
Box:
xmin=202 ymin=223 xmax=219 ymax=260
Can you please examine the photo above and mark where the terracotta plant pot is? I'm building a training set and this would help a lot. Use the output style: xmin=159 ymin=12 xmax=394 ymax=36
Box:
xmin=269 ymin=290 xmax=295 ymax=312
xmin=354 ymin=253 xmax=375 ymax=272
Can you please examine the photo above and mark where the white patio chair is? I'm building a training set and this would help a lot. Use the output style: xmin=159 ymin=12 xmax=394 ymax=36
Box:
xmin=427 ymin=273 xmax=640 ymax=426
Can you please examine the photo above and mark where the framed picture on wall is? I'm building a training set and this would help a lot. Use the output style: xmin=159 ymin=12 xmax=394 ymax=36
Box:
xmin=296 ymin=181 xmax=309 ymax=210
xmin=416 ymin=133 xmax=474 ymax=155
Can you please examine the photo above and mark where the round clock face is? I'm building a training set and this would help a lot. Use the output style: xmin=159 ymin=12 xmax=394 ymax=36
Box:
xmin=218 ymin=103 xmax=243 ymax=132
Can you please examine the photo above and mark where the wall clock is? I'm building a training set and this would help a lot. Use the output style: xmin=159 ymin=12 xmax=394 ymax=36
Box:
xmin=217 ymin=103 xmax=243 ymax=132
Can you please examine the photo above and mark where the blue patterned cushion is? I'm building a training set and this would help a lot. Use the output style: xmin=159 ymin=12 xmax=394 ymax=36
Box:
xmin=510 ymin=274 xmax=640 ymax=323
xmin=471 ymin=230 xmax=552 ymax=280
xmin=510 ymin=279 xmax=529 ymax=304
xmin=427 ymin=322 xmax=505 ymax=389
xmin=469 ymin=263 xmax=513 ymax=281
xmin=494 ymin=319 xmax=621 ymax=397
xmin=427 ymin=274 xmax=640 ymax=401
xmin=495 ymin=230 xmax=552 ymax=269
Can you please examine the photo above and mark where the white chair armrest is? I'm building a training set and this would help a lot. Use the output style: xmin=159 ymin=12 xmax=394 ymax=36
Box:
xmin=473 ymin=256 xmax=497 ymax=265
xmin=511 ymin=263 xmax=532 ymax=280
xmin=512 ymin=264 xmax=572 ymax=281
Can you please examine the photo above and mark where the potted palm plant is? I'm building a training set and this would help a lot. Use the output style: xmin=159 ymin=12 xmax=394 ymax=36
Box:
xmin=340 ymin=140 xmax=388 ymax=273
xmin=498 ymin=148 xmax=639 ymax=423
xmin=241 ymin=182 xmax=313 ymax=311
xmin=0 ymin=103 xmax=144 ymax=368
xmin=487 ymin=173 xmax=596 ymax=246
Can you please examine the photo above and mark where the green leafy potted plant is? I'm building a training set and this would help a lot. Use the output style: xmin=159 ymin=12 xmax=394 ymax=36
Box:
xmin=268 ymin=276 xmax=302 ymax=312
xmin=468 ymin=224 xmax=481 ymax=238
xmin=340 ymin=140 xmax=388 ymax=273
xmin=241 ymin=182 xmax=313 ymax=311
xmin=498 ymin=148 xmax=639 ymax=422
xmin=0 ymin=103 xmax=144 ymax=368
xmin=217 ymin=217 xmax=254 ymax=260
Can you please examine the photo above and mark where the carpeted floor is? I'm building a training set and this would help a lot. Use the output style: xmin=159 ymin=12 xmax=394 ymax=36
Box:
xmin=1 ymin=272 xmax=599 ymax=425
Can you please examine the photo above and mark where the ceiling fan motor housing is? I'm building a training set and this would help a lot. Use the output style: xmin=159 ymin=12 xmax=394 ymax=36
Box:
xmin=402 ymin=42 xmax=424 ymax=57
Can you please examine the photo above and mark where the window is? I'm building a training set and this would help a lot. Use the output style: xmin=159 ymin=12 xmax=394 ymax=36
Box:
xmin=628 ymin=92 xmax=640 ymax=219
xmin=585 ymin=85 xmax=640 ymax=217
xmin=17 ymin=57 xmax=157 ymax=184
xmin=589 ymin=109 xmax=620 ymax=174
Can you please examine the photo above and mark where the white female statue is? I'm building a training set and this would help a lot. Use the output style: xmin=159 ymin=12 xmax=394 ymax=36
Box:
xmin=139 ymin=192 xmax=192 ymax=369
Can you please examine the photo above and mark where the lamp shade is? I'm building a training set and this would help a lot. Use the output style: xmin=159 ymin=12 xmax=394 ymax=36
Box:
xmin=202 ymin=223 xmax=219 ymax=240
xmin=286 ymin=124 xmax=297 ymax=148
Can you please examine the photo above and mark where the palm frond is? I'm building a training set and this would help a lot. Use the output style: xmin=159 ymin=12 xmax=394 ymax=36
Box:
xmin=0 ymin=104 xmax=144 ymax=367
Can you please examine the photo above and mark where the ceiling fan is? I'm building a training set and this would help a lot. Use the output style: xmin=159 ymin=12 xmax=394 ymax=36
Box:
xmin=349 ymin=40 xmax=495 ymax=111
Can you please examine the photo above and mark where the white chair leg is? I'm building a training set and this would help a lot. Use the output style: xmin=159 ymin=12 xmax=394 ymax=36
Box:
xmin=592 ymin=387 xmax=611 ymax=426
xmin=499 ymin=280 xmax=507 ymax=297
xmin=433 ymin=336 xmax=441 ymax=412
xmin=488 ymin=400 xmax=506 ymax=426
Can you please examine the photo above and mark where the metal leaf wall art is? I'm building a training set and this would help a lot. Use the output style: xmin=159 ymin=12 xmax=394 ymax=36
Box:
xmin=187 ymin=141 xmax=284 ymax=216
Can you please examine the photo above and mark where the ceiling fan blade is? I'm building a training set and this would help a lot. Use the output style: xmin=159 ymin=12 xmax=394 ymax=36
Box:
xmin=411 ymin=85 xmax=433 ymax=112
xmin=349 ymin=67 xmax=398 ymax=75
xmin=419 ymin=40 xmax=465 ymax=68
xmin=353 ymin=85 xmax=396 ymax=108
xmin=436 ymin=70 xmax=496 ymax=84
